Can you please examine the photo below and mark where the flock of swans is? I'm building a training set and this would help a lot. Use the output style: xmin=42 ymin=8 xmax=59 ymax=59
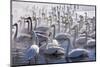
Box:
xmin=11 ymin=5 xmax=96 ymax=66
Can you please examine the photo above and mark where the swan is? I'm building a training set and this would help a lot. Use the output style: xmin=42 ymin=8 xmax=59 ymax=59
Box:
xmin=88 ymin=32 xmax=96 ymax=39
xmin=75 ymin=30 xmax=91 ymax=48
xmin=51 ymin=23 xmax=74 ymax=62
xmin=11 ymin=22 xmax=33 ymax=65
xmin=11 ymin=23 xmax=20 ymax=65
xmin=12 ymin=17 xmax=35 ymax=49
xmin=32 ymin=14 xmax=38 ymax=30
xmin=12 ymin=23 xmax=31 ymax=41
xmin=37 ymin=24 xmax=66 ymax=63
xmin=24 ymin=31 xmax=39 ymax=64
xmin=22 ymin=17 xmax=51 ymax=47
xmin=43 ymin=44 xmax=65 ymax=63
xmin=75 ymin=37 xmax=87 ymax=48
xmin=84 ymin=39 xmax=96 ymax=61
xmin=22 ymin=17 xmax=33 ymax=33
xmin=85 ymin=39 xmax=96 ymax=48
xmin=12 ymin=20 xmax=31 ymax=38
xmin=78 ymin=15 xmax=84 ymax=31
xmin=55 ymin=33 xmax=73 ymax=62
xmin=19 ymin=17 xmax=30 ymax=34
xmin=23 ymin=17 xmax=51 ymax=47
xmin=34 ymin=25 xmax=51 ymax=47
xmin=85 ymin=22 xmax=91 ymax=37
xmin=84 ymin=12 xmax=88 ymax=22
xmin=22 ymin=16 xmax=36 ymax=33
xmin=17 ymin=17 xmax=30 ymax=34
xmin=67 ymin=48 xmax=89 ymax=62
xmin=50 ymin=24 xmax=59 ymax=43
xmin=75 ymin=13 xmax=78 ymax=21
xmin=71 ymin=21 xmax=90 ymax=48
xmin=39 ymin=37 xmax=65 ymax=63
xmin=38 ymin=24 xmax=60 ymax=51
xmin=91 ymin=17 xmax=96 ymax=32
xmin=33 ymin=32 xmax=65 ymax=64
xmin=71 ymin=23 xmax=79 ymax=48
xmin=75 ymin=21 xmax=92 ymax=48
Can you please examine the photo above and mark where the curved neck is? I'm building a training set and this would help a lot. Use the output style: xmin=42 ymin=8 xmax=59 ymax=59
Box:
xmin=85 ymin=31 xmax=87 ymax=43
xmin=76 ymin=13 xmax=77 ymax=20
xmin=68 ymin=22 xmax=71 ymax=33
xmin=73 ymin=25 xmax=78 ymax=48
xmin=30 ymin=19 xmax=32 ymax=33
xmin=65 ymin=21 xmax=69 ymax=32
xmin=34 ymin=19 xmax=37 ymax=30
xmin=14 ymin=24 xmax=18 ymax=39
xmin=66 ymin=38 xmax=70 ymax=55
xmin=32 ymin=17 xmax=37 ymax=30
xmin=66 ymin=38 xmax=71 ymax=62
xmin=32 ymin=31 xmax=39 ymax=45
xmin=86 ymin=23 xmax=90 ymax=34
xmin=85 ymin=13 xmax=87 ymax=21
xmin=27 ymin=18 xmax=33 ymax=33
xmin=51 ymin=25 xmax=56 ymax=39
xmin=58 ymin=20 xmax=60 ymax=33
xmin=74 ymin=25 xmax=78 ymax=38
xmin=25 ymin=20 xmax=30 ymax=32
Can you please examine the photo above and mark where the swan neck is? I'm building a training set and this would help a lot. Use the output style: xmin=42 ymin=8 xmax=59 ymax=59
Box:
xmin=75 ymin=26 xmax=78 ymax=38
xmin=14 ymin=24 xmax=18 ymax=39
xmin=28 ymin=18 xmax=33 ymax=33
xmin=27 ymin=21 xmax=30 ymax=32
xmin=66 ymin=39 xmax=70 ymax=56
xmin=51 ymin=25 xmax=56 ymax=39
xmin=34 ymin=20 xmax=37 ymax=30
xmin=32 ymin=32 xmax=39 ymax=45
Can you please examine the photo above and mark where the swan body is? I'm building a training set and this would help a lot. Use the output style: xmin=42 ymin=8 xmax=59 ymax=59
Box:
xmin=68 ymin=48 xmax=89 ymax=62
xmin=89 ymin=32 xmax=96 ymax=39
xmin=84 ymin=39 xmax=96 ymax=60
xmin=87 ymin=39 xmax=96 ymax=48
xmin=55 ymin=33 xmax=71 ymax=40
xmin=76 ymin=37 xmax=86 ymax=44
xmin=24 ymin=31 xmax=39 ymax=64
xmin=68 ymin=48 xmax=89 ymax=58
xmin=44 ymin=43 xmax=65 ymax=55
xmin=25 ymin=45 xmax=39 ymax=61
xmin=34 ymin=25 xmax=51 ymax=46
xmin=35 ymin=26 xmax=50 ymax=33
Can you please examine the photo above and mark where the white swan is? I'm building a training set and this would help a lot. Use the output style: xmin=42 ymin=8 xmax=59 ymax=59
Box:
xmin=71 ymin=23 xmax=79 ymax=48
xmin=38 ymin=25 xmax=66 ymax=63
xmin=51 ymin=23 xmax=74 ymax=62
xmin=84 ymin=39 xmax=96 ymax=61
xmin=24 ymin=31 xmax=39 ymax=64
xmin=40 ymin=40 xmax=65 ymax=63
xmin=67 ymin=48 xmax=89 ymax=62
xmin=11 ymin=22 xmax=33 ymax=65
